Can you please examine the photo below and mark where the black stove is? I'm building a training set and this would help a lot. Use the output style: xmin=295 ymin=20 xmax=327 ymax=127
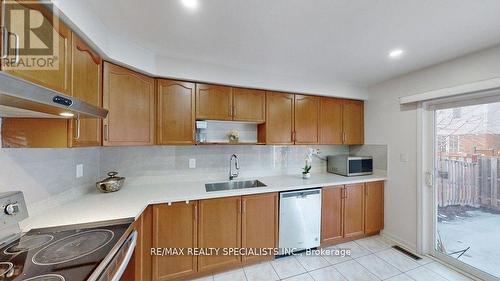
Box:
xmin=0 ymin=220 xmax=132 ymax=281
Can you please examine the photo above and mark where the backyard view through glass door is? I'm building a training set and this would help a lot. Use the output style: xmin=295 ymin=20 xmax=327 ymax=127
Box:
xmin=435 ymin=101 xmax=500 ymax=278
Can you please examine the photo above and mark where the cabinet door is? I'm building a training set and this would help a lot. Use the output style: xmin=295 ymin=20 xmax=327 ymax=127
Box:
xmin=241 ymin=193 xmax=278 ymax=264
xmin=69 ymin=34 xmax=102 ymax=147
xmin=103 ymin=62 xmax=155 ymax=146
xmin=2 ymin=1 xmax=71 ymax=94
xmin=343 ymin=183 xmax=365 ymax=239
xmin=135 ymin=206 xmax=153 ymax=281
xmin=259 ymin=92 xmax=294 ymax=144
xmin=294 ymin=95 xmax=319 ymax=144
xmin=157 ymin=80 xmax=195 ymax=144
xmin=321 ymin=186 xmax=344 ymax=245
xmin=343 ymin=100 xmax=364 ymax=144
xmin=320 ymin=97 xmax=343 ymax=144
xmin=365 ymin=181 xmax=384 ymax=234
xmin=195 ymin=84 xmax=232 ymax=120
xmin=1 ymin=118 xmax=68 ymax=148
xmin=198 ymin=197 xmax=241 ymax=272
xmin=152 ymin=202 xmax=197 ymax=281
xmin=233 ymin=88 xmax=265 ymax=122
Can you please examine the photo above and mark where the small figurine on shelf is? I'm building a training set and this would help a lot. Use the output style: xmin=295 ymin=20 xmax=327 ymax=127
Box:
xmin=228 ymin=129 xmax=239 ymax=143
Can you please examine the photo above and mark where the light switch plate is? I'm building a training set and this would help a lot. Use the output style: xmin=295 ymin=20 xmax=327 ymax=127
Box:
xmin=76 ymin=164 xmax=84 ymax=178
xmin=189 ymin=159 xmax=196 ymax=169
xmin=400 ymin=153 xmax=408 ymax=162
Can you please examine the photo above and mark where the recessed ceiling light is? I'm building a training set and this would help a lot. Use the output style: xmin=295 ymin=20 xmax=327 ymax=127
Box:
xmin=59 ymin=112 xmax=74 ymax=117
xmin=181 ymin=0 xmax=198 ymax=9
xmin=388 ymin=48 xmax=404 ymax=59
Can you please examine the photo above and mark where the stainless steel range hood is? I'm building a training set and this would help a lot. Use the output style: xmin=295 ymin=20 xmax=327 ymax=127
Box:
xmin=0 ymin=72 xmax=108 ymax=119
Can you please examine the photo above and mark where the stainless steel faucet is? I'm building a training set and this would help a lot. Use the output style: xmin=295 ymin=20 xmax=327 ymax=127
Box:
xmin=229 ymin=154 xmax=239 ymax=180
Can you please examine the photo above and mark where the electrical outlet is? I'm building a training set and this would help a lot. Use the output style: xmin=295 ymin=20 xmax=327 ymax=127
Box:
xmin=76 ymin=164 xmax=84 ymax=178
xmin=189 ymin=159 xmax=196 ymax=169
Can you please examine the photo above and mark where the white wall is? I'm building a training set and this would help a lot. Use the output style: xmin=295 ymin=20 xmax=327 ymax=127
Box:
xmin=51 ymin=1 xmax=368 ymax=100
xmin=365 ymin=44 xmax=500 ymax=249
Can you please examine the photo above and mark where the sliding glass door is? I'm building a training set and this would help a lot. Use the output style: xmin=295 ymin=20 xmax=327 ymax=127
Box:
xmin=432 ymin=100 xmax=500 ymax=280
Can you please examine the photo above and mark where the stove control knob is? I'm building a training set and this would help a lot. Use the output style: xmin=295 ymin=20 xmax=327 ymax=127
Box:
xmin=4 ymin=203 xmax=19 ymax=215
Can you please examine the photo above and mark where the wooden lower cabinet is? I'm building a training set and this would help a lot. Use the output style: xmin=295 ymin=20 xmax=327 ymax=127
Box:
xmin=321 ymin=182 xmax=384 ymax=246
xmin=241 ymin=193 xmax=278 ymax=264
xmin=321 ymin=186 xmax=344 ymax=244
xmin=198 ymin=197 xmax=242 ymax=273
xmin=134 ymin=206 xmax=153 ymax=281
xmin=365 ymin=181 xmax=384 ymax=234
xmin=344 ymin=183 xmax=365 ymax=239
xmin=152 ymin=202 xmax=198 ymax=281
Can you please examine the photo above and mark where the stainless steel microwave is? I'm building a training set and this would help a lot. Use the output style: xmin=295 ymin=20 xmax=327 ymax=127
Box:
xmin=327 ymin=155 xmax=373 ymax=176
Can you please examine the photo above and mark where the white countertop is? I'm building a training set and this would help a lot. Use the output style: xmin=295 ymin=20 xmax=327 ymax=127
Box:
xmin=20 ymin=173 xmax=386 ymax=231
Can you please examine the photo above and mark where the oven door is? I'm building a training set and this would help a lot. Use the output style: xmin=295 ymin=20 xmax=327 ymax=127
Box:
xmin=95 ymin=230 xmax=137 ymax=281
xmin=348 ymin=158 xmax=373 ymax=176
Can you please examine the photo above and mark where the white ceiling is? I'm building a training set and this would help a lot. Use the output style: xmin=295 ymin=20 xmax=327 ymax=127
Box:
xmin=82 ymin=0 xmax=500 ymax=87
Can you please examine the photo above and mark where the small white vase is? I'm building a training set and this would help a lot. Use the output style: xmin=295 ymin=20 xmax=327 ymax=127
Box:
xmin=302 ymin=173 xmax=311 ymax=179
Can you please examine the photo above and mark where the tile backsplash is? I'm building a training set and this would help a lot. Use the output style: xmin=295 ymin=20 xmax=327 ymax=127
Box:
xmin=0 ymin=147 xmax=100 ymax=213
xmin=1 ymin=144 xmax=388 ymax=213
xmin=100 ymin=145 xmax=349 ymax=182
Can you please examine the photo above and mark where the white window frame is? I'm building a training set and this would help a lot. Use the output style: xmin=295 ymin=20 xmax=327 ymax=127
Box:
xmin=417 ymin=91 xmax=500 ymax=281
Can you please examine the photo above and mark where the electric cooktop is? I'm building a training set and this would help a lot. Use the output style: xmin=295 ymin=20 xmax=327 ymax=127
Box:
xmin=0 ymin=220 xmax=132 ymax=281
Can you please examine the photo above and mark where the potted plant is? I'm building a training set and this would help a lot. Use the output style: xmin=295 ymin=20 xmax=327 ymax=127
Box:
xmin=228 ymin=130 xmax=239 ymax=143
xmin=302 ymin=164 xmax=312 ymax=179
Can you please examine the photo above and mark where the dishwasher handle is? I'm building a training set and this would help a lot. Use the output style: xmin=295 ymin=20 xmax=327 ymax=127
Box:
xmin=280 ymin=189 xmax=321 ymax=199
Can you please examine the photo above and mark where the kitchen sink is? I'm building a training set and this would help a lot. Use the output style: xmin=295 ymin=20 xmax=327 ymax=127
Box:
xmin=205 ymin=180 xmax=267 ymax=192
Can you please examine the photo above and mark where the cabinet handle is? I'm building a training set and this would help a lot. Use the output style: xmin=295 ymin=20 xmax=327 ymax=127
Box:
xmin=104 ymin=124 xmax=109 ymax=141
xmin=343 ymin=132 xmax=346 ymax=143
xmin=242 ymin=200 xmax=246 ymax=214
xmin=365 ymin=187 xmax=369 ymax=197
xmin=74 ymin=117 xmax=81 ymax=140
xmin=233 ymin=106 xmax=236 ymax=117
xmin=343 ymin=188 xmax=347 ymax=199
xmin=8 ymin=31 xmax=20 ymax=65
xmin=1 ymin=26 xmax=8 ymax=59
xmin=237 ymin=199 xmax=241 ymax=214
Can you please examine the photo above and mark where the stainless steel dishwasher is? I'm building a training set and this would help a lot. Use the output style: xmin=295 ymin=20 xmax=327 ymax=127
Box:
xmin=279 ymin=188 xmax=321 ymax=254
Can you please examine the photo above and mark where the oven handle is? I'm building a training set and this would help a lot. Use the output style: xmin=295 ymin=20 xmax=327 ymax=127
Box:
xmin=110 ymin=230 xmax=137 ymax=281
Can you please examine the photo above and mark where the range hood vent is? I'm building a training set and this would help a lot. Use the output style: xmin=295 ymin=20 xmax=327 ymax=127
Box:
xmin=0 ymin=72 xmax=108 ymax=119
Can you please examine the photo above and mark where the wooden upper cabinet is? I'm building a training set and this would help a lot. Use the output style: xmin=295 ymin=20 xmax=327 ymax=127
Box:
xmin=294 ymin=95 xmax=319 ymax=144
xmin=157 ymin=80 xmax=195 ymax=144
xmin=364 ymin=181 xmax=384 ymax=234
xmin=69 ymin=34 xmax=102 ymax=147
xmin=198 ymin=197 xmax=241 ymax=272
xmin=241 ymin=193 xmax=278 ymax=264
xmin=321 ymin=186 xmax=344 ymax=245
xmin=343 ymin=100 xmax=364 ymax=144
xmin=343 ymin=183 xmax=365 ymax=239
xmin=320 ymin=97 xmax=343 ymax=144
xmin=259 ymin=92 xmax=294 ymax=144
xmin=103 ymin=62 xmax=155 ymax=146
xmin=1 ymin=1 xmax=71 ymax=94
xmin=232 ymin=88 xmax=265 ymax=123
xmin=196 ymin=84 xmax=233 ymax=120
xmin=152 ymin=202 xmax=198 ymax=281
